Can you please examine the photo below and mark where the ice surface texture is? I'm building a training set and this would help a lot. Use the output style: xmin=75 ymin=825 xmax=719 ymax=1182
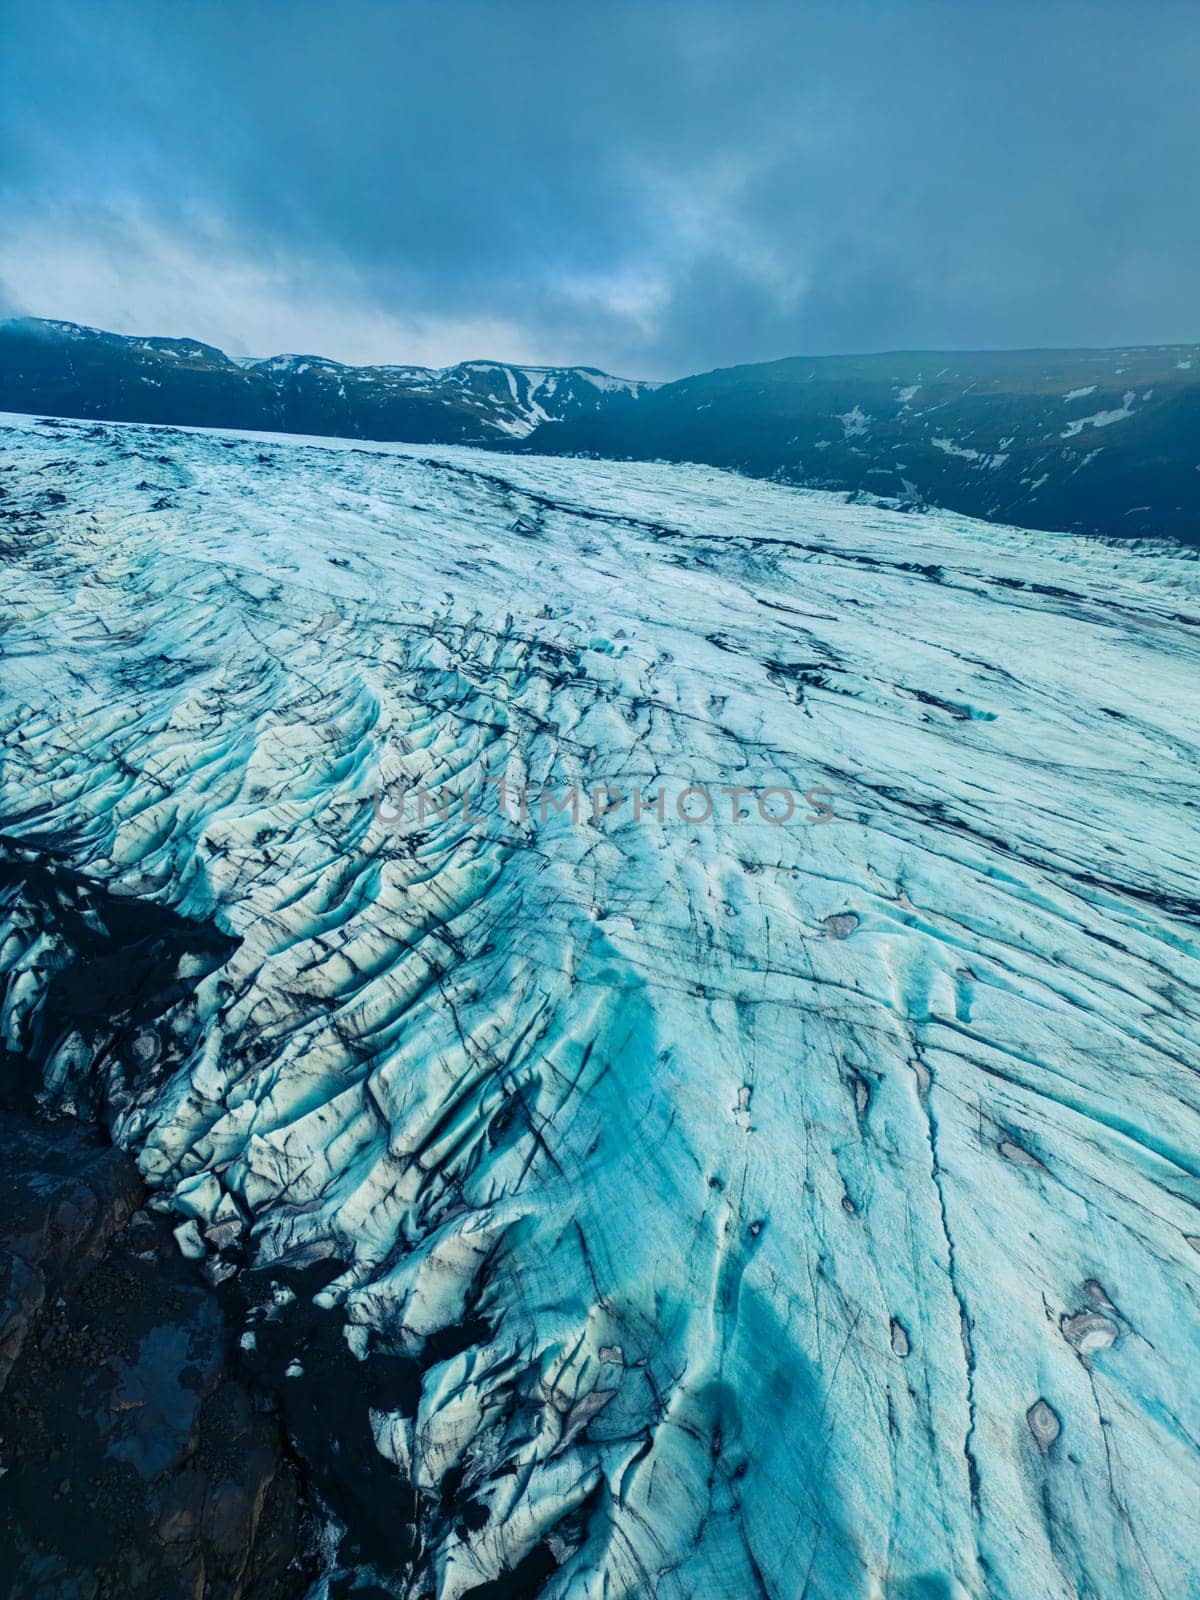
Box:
xmin=1 ymin=412 xmax=1198 ymax=1598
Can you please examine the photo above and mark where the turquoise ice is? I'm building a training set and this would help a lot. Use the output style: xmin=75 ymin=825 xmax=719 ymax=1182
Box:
xmin=1 ymin=411 xmax=1198 ymax=1599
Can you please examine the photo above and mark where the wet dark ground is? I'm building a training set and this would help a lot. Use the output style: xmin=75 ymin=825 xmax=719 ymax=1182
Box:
xmin=0 ymin=1115 xmax=306 ymax=1600
xmin=0 ymin=843 xmax=556 ymax=1600
xmin=0 ymin=843 xmax=310 ymax=1599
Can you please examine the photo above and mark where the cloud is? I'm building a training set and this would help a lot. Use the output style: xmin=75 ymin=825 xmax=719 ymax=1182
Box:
xmin=0 ymin=203 xmax=549 ymax=366
xmin=1 ymin=0 xmax=1197 ymax=377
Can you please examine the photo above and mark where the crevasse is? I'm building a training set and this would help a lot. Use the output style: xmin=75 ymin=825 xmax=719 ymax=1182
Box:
xmin=1 ymin=412 xmax=1198 ymax=1599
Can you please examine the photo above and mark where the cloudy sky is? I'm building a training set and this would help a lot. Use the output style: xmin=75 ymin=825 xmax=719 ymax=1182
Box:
xmin=1 ymin=0 xmax=1197 ymax=378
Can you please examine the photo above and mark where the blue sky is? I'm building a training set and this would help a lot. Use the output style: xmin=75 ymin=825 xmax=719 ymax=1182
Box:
xmin=1 ymin=0 xmax=1197 ymax=377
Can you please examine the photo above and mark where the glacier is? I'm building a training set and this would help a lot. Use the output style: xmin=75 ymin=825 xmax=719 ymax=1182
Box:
xmin=1 ymin=409 xmax=1198 ymax=1599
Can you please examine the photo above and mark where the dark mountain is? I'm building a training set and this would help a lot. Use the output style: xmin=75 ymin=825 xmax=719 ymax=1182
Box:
xmin=520 ymin=346 xmax=1200 ymax=544
xmin=0 ymin=318 xmax=658 ymax=445
xmin=3 ymin=319 xmax=1198 ymax=542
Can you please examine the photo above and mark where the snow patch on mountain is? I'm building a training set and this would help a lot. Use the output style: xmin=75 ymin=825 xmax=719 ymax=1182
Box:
xmin=1062 ymin=390 xmax=1137 ymax=438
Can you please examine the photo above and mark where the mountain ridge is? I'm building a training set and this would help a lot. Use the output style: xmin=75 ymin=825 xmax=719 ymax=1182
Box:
xmin=0 ymin=316 xmax=658 ymax=445
xmin=520 ymin=341 xmax=1200 ymax=544
xmin=3 ymin=316 xmax=1199 ymax=543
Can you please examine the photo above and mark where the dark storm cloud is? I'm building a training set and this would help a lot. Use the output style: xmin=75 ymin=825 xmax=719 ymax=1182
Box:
xmin=1 ymin=0 xmax=1197 ymax=377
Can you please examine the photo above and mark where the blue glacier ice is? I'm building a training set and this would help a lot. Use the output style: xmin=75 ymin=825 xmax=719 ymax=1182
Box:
xmin=1 ymin=410 xmax=1198 ymax=1598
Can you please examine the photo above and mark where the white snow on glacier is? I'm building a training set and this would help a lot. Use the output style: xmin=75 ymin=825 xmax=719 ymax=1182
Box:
xmin=1 ymin=410 xmax=1199 ymax=1599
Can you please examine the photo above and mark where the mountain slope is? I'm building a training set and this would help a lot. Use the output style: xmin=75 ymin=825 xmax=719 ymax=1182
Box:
xmin=0 ymin=317 xmax=657 ymax=444
xmin=522 ymin=345 xmax=1200 ymax=544
xmin=5 ymin=319 xmax=1200 ymax=542
xmin=2 ymin=412 xmax=1198 ymax=1600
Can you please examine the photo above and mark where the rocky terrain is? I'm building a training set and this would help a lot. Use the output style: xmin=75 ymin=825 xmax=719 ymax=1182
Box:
xmin=0 ymin=853 xmax=304 ymax=1600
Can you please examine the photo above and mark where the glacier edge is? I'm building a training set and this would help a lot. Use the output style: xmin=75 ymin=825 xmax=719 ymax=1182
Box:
xmin=1 ymin=411 xmax=1198 ymax=1599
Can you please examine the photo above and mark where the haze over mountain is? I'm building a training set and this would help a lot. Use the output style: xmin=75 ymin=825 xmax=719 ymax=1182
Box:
xmin=4 ymin=315 xmax=1199 ymax=545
